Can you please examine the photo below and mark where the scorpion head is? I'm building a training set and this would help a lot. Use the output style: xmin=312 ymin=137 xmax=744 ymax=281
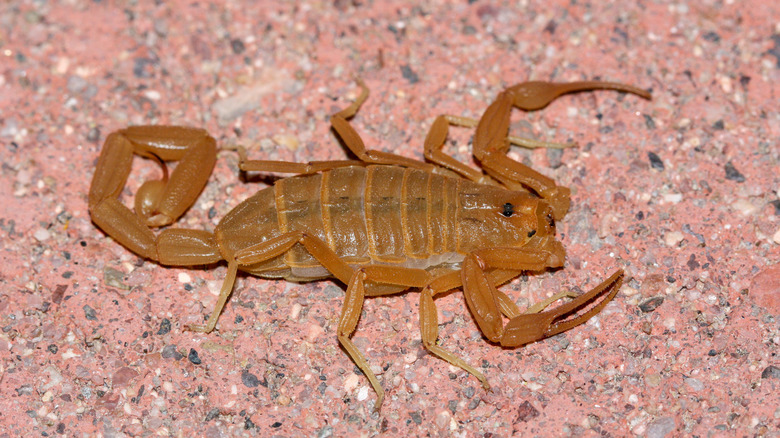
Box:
xmin=456 ymin=184 xmax=560 ymax=254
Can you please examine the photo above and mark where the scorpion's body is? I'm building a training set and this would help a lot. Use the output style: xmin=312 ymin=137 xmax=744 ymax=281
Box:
xmin=89 ymin=78 xmax=650 ymax=410
xmin=217 ymin=165 xmax=551 ymax=282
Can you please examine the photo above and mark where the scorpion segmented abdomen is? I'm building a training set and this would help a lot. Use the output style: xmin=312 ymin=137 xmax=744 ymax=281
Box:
xmin=365 ymin=166 xmax=406 ymax=262
xmin=219 ymin=165 xmax=465 ymax=281
xmin=321 ymin=166 xmax=370 ymax=263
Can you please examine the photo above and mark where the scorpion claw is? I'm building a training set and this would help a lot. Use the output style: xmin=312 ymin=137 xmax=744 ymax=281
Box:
xmin=499 ymin=270 xmax=624 ymax=347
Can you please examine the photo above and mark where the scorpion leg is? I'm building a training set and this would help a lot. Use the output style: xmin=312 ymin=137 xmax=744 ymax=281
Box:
xmin=420 ymin=271 xmax=491 ymax=389
xmin=418 ymin=266 xmax=582 ymax=391
xmin=423 ymin=115 xmax=574 ymax=184
xmin=331 ymin=79 xmax=434 ymax=170
xmin=225 ymin=231 xmax=433 ymax=410
xmin=232 ymin=145 xmax=365 ymax=175
xmin=338 ymin=265 xmax=431 ymax=411
xmin=472 ymin=80 xmax=651 ymax=220
xmin=232 ymin=79 xmax=434 ymax=175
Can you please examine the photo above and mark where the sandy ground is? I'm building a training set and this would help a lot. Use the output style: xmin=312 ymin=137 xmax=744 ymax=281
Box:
xmin=1 ymin=0 xmax=778 ymax=436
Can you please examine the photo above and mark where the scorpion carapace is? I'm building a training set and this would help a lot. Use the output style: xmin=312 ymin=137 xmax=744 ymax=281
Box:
xmin=88 ymin=78 xmax=650 ymax=410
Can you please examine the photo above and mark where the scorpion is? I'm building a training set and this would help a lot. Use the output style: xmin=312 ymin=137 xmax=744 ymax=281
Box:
xmin=88 ymin=78 xmax=650 ymax=410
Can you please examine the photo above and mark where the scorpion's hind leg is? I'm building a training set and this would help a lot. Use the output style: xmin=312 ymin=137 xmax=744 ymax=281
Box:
xmin=89 ymin=126 xmax=223 ymax=266
xmin=338 ymin=265 xmax=432 ymax=411
xmin=472 ymin=80 xmax=651 ymax=220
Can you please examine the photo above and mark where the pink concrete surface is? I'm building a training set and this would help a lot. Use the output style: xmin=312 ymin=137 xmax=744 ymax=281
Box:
xmin=1 ymin=0 xmax=778 ymax=436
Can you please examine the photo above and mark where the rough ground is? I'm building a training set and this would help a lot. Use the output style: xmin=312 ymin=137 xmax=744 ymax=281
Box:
xmin=0 ymin=0 xmax=778 ymax=436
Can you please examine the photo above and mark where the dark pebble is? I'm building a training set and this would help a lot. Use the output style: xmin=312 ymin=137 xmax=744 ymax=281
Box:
xmin=230 ymin=38 xmax=245 ymax=54
xmin=241 ymin=370 xmax=261 ymax=388
xmin=639 ymin=296 xmax=664 ymax=313
xmin=516 ymin=400 xmax=540 ymax=422
xmin=83 ymin=305 xmax=97 ymax=321
xmin=648 ymin=152 xmax=664 ymax=170
xmin=188 ymin=348 xmax=201 ymax=365
xmin=724 ymin=161 xmax=745 ymax=182
xmin=157 ymin=318 xmax=171 ymax=335
xmin=401 ymin=65 xmax=419 ymax=84
xmin=761 ymin=365 xmax=780 ymax=379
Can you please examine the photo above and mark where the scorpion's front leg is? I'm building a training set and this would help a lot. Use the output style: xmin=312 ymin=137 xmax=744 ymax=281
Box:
xmin=88 ymin=126 xmax=222 ymax=264
xmin=473 ymin=80 xmax=651 ymax=220
xmin=423 ymin=115 xmax=575 ymax=185
xmin=418 ymin=261 xmax=581 ymax=391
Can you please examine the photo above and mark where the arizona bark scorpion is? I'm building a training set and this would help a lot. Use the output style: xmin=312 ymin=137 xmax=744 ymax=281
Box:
xmin=89 ymin=78 xmax=650 ymax=410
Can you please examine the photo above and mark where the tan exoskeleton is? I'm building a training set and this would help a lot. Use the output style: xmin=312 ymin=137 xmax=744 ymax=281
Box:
xmin=88 ymin=78 xmax=650 ymax=410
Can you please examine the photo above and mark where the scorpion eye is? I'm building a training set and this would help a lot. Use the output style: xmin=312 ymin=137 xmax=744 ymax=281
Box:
xmin=502 ymin=202 xmax=514 ymax=217
xmin=546 ymin=213 xmax=555 ymax=228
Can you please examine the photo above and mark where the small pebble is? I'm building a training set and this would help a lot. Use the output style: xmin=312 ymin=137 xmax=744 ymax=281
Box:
xmin=188 ymin=348 xmax=201 ymax=365
xmin=732 ymin=198 xmax=758 ymax=216
xmin=724 ymin=161 xmax=745 ymax=182
xmin=241 ymin=370 xmax=260 ymax=388
xmin=645 ymin=416 xmax=676 ymax=438
xmin=761 ymin=365 xmax=780 ymax=379
xmin=663 ymin=193 xmax=682 ymax=204
xmin=684 ymin=377 xmax=704 ymax=391
xmin=157 ymin=319 xmax=171 ymax=335
xmin=343 ymin=373 xmax=359 ymax=392
xmin=33 ymin=228 xmax=51 ymax=241
xmin=82 ymin=305 xmax=97 ymax=321
xmin=648 ymin=152 xmax=664 ymax=170
xmin=664 ymin=231 xmax=684 ymax=247
xmin=750 ymin=264 xmax=780 ymax=312
xmin=273 ymin=134 xmax=299 ymax=151
xmin=161 ymin=345 xmax=183 ymax=360
xmin=435 ymin=410 xmax=451 ymax=430
xmin=289 ymin=303 xmax=301 ymax=320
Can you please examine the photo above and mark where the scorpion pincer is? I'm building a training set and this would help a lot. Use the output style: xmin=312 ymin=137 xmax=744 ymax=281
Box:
xmin=88 ymin=77 xmax=650 ymax=410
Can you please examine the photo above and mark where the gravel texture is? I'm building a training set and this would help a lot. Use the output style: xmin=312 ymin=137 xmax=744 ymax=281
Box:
xmin=0 ymin=0 xmax=778 ymax=436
